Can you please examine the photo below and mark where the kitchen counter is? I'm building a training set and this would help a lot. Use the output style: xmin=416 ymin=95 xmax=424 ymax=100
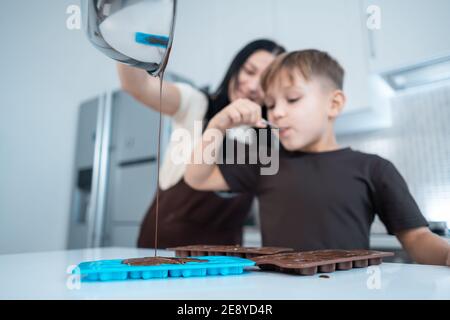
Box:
xmin=0 ymin=247 xmax=448 ymax=300
xmin=243 ymin=227 xmax=450 ymax=250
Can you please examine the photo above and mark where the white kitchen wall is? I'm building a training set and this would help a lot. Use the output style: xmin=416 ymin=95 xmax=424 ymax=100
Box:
xmin=0 ymin=0 xmax=120 ymax=254
xmin=170 ymin=0 xmax=372 ymax=114
xmin=1 ymin=0 xmax=447 ymax=254
xmin=169 ymin=0 xmax=276 ymax=90
xmin=0 ymin=0 xmax=276 ymax=254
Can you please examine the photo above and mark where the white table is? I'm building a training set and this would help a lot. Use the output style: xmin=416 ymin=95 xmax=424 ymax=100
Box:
xmin=0 ymin=247 xmax=448 ymax=300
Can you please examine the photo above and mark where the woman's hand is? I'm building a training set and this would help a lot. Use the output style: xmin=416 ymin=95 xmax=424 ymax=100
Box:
xmin=116 ymin=63 xmax=181 ymax=116
xmin=207 ymin=99 xmax=267 ymax=133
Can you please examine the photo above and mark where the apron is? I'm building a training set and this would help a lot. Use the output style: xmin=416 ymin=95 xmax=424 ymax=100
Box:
xmin=137 ymin=179 xmax=253 ymax=248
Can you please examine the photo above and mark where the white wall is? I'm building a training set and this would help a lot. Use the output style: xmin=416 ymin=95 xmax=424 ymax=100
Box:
xmin=0 ymin=0 xmax=119 ymax=254
xmin=4 ymin=0 xmax=443 ymax=254
xmin=169 ymin=0 xmax=276 ymax=90
xmin=0 ymin=0 xmax=278 ymax=254
xmin=0 ymin=0 xmax=257 ymax=255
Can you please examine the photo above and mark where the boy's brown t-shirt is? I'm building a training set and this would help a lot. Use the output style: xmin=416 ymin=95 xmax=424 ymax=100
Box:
xmin=218 ymin=146 xmax=428 ymax=251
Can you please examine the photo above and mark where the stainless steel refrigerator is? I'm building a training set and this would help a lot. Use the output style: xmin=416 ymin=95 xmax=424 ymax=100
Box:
xmin=67 ymin=75 xmax=190 ymax=249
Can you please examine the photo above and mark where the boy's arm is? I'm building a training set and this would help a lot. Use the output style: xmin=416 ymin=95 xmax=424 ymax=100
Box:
xmin=185 ymin=98 xmax=266 ymax=191
xmin=396 ymin=227 xmax=450 ymax=266
xmin=184 ymin=120 xmax=230 ymax=191
xmin=184 ymin=153 xmax=230 ymax=191
xmin=372 ymin=160 xmax=448 ymax=265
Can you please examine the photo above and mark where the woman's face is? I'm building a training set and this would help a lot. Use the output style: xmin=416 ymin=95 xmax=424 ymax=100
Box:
xmin=228 ymin=50 xmax=276 ymax=105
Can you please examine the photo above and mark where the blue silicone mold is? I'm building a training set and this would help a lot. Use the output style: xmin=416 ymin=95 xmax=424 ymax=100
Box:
xmin=73 ymin=256 xmax=255 ymax=282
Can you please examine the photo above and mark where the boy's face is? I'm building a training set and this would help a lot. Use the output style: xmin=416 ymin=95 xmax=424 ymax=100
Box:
xmin=264 ymin=70 xmax=344 ymax=151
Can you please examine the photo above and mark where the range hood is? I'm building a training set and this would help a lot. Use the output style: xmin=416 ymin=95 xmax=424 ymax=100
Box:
xmin=382 ymin=55 xmax=450 ymax=91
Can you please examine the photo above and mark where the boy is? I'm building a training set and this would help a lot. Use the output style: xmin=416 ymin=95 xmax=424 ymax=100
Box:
xmin=185 ymin=49 xmax=450 ymax=266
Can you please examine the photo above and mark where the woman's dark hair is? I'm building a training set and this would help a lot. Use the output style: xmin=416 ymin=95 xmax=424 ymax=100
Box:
xmin=204 ymin=39 xmax=285 ymax=122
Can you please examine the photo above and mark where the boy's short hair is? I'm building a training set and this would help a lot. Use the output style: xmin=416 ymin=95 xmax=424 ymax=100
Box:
xmin=261 ymin=49 xmax=345 ymax=92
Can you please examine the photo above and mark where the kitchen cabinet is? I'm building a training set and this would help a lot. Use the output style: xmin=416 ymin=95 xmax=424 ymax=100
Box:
xmin=170 ymin=0 xmax=274 ymax=88
xmin=273 ymin=0 xmax=371 ymax=114
xmin=170 ymin=0 xmax=450 ymax=131
xmin=169 ymin=0 xmax=450 ymax=135
xmin=172 ymin=0 xmax=372 ymax=114
xmin=207 ymin=0 xmax=275 ymax=87
xmin=364 ymin=0 xmax=450 ymax=72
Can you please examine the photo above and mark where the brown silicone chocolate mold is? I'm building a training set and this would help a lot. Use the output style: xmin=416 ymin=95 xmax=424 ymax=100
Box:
xmin=252 ymin=250 xmax=394 ymax=276
xmin=167 ymin=245 xmax=294 ymax=259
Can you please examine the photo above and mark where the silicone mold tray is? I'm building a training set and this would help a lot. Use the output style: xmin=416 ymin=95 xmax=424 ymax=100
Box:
xmin=73 ymin=256 xmax=256 ymax=282
xmin=252 ymin=250 xmax=394 ymax=276
xmin=168 ymin=245 xmax=294 ymax=259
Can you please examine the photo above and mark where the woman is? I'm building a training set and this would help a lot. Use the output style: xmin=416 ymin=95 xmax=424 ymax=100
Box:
xmin=117 ymin=39 xmax=285 ymax=248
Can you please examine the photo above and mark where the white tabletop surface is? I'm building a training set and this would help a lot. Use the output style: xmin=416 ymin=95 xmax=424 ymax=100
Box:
xmin=0 ymin=247 xmax=449 ymax=300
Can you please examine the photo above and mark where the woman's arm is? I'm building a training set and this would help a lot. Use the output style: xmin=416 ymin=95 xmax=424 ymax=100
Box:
xmin=116 ymin=63 xmax=181 ymax=116
xmin=396 ymin=227 xmax=450 ymax=266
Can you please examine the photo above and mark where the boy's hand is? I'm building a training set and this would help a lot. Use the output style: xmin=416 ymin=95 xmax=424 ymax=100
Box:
xmin=207 ymin=99 xmax=267 ymax=133
xmin=447 ymin=249 xmax=450 ymax=266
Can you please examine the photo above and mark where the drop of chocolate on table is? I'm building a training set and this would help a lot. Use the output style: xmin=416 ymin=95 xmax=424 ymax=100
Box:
xmin=123 ymin=257 xmax=208 ymax=266
xmin=319 ymin=275 xmax=330 ymax=279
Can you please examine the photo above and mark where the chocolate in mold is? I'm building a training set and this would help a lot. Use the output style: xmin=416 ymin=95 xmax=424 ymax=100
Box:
xmin=168 ymin=245 xmax=294 ymax=258
xmin=123 ymin=257 xmax=208 ymax=266
xmin=252 ymin=250 xmax=394 ymax=276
